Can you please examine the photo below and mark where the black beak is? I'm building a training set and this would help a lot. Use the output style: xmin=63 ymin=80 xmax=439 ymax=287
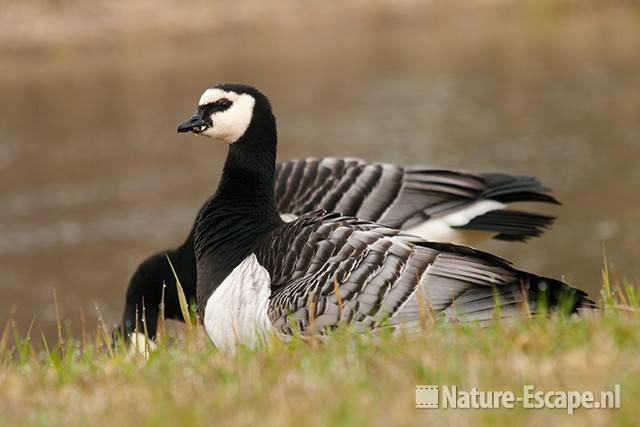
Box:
xmin=177 ymin=114 xmax=208 ymax=133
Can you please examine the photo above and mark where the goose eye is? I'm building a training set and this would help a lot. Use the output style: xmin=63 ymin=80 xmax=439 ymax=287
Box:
xmin=218 ymin=98 xmax=232 ymax=108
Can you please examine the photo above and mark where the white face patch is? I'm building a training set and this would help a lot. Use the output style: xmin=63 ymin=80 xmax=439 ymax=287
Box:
xmin=198 ymin=88 xmax=256 ymax=144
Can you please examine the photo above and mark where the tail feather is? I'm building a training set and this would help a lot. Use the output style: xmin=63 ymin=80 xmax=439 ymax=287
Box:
xmin=391 ymin=245 xmax=594 ymax=327
xmin=443 ymin=274 xmax=595 ymax=323
xmin=479 ymin=173 xmax=560 ymax=205
xmin=456 ymin=209 xmax=556 ymax=242
xmin=399 ymin=170 xmax=560 ymax=243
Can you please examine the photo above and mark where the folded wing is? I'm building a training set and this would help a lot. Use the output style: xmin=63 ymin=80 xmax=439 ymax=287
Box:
xmin=254 ymin=212 xmax=590 ymax=335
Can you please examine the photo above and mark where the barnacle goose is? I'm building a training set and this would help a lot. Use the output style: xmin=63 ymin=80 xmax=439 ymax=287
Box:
xmin=173 ymin=83 xmax=591 ymax=352
xmin=119 ymin=159 xmax=557 ymax=341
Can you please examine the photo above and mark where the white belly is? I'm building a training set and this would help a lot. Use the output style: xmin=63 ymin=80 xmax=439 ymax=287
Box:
xmin=203 ymin=254 xmax=272 ymax=353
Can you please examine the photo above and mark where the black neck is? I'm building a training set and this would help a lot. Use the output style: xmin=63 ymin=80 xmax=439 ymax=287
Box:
xmin=194 ymin=104 xmax=282 ymax=310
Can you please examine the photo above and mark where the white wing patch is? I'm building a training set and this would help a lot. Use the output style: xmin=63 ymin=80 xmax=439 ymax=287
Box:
xmin=280 ymin=213 xmax=298 ymax=222
xmin=198 ymin=88 xmax=256 ymax=144
xmin=405 ymin=200 xmax=504 ymax=245
xmin=203 ymin=254 xmax=272 ymax=353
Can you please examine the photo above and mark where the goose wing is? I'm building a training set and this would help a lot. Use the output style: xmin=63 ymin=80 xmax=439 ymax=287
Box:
xmin=254 ymin=212 xmax=590 ymax=335
xmin=274 ymin=157 xmax=403 ymax=222
xmin=390 ymin=168 xmax=558 ymax=242
xmin=274 ymin=158 xmax=558 ymax=244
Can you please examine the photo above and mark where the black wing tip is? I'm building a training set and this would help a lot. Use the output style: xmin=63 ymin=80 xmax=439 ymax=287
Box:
xmin=401 ymin=168 xmax=560 ymax=212
xmin=479 ymin=173 xmax=560 ymax=205
xmin=455 ymin=210 xmax=556 ymax=242
xmin=523 ymin=274 xmax=595 ymax=313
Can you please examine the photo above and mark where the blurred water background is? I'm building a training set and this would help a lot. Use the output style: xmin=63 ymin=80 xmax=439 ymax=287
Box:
xmin=1 ymin=0 xmax=639 ymax=339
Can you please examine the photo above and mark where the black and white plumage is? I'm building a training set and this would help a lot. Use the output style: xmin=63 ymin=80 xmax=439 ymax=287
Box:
xmin=275 ymin=157 xmax=558 ymax=243
xmin=175 ymin=83 xmax=591 ymax=352
xmin=118 ymin=152 xmax=556 ymax=341
xmin=253 ymin=212 xmax=585 ymax=332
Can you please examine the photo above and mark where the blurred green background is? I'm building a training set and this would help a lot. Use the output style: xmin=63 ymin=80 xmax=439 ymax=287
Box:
xmin=1 ymin=0 xmax=639 ymax=339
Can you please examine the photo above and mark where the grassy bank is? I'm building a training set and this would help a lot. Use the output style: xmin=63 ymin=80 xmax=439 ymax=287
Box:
xmin=0 ymin=276 xmax=639 ymax=427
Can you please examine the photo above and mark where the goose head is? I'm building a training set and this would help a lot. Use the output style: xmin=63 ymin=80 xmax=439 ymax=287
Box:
xmin=177 ymin=84 xmax=274 ymax=145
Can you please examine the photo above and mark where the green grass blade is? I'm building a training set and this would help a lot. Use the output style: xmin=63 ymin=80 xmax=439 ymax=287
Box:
xmin=165 ymin=253 xmax=194 ymax=330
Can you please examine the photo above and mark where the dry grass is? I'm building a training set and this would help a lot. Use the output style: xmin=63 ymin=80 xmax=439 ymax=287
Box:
xmin=0 ymin=272 xmax=638 ymax=427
